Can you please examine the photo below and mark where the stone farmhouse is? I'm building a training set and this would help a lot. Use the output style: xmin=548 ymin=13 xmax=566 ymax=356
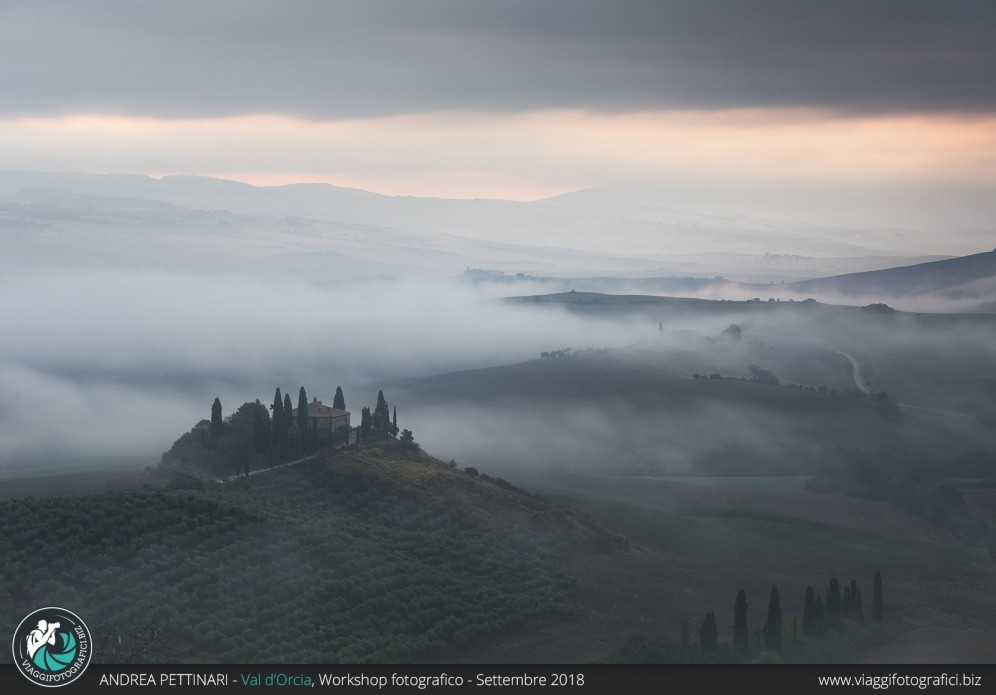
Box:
xmin=291 ymin=397 xmax=351 ymax=432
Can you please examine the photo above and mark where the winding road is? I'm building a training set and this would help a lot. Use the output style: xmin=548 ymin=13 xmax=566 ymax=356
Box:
xmin=832 ymin=348 xmax=974 ymax=420
xmin=832 ymin=348 xmax=870 ymax=394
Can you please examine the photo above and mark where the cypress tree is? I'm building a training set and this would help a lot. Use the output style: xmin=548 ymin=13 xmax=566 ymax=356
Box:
xmin=826 ymin=577 xmax=842 ymax=630
xmin=271 ymin=388 xmax=283 ymax=448
xmin=803 ymin=586 xmax=816 ymax=636
xmin=283 ymin=393 xmax=293 ymax=435
xmin=392 ymin=406 xmax=398 ymax=437
xmin=699 ymin=611 xmax=718 ymax=652
xmin=360 ymin=406 xmax=372 ymax=439
xmin=265 ymin=410 xmax=271 ymax=445
xmin=764 ymin=584 xmax=782 ymax=652
xmin=375 ymin=390 xmax=389 ymax=434
xmin=297 ymin=387 xmax=309 ymax=453
xmin=733 ymin=589 xmax=749 ymax=657
xmin=211 ymin=397 xmax=223 ymax=440
xmin=842 ymin=585 xmax=852 ymax=620
xmin=333 ymin=386 xmax=346 ymax=411
xmin=281 ymin=393 xmax=293 ymax=460
xmin=252 ymin=402 xmax=268 ymax=472
xmin=851 ymin=580 xmax=865 ymax=624
xmin=872 ymin=570 xmax=884 ymax=622
xmin=792 ymin=617 xmax=798 ymax=638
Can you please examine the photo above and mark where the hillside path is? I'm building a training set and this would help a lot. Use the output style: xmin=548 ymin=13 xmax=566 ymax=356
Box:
xmin=833 ymin=348 xmax=973 ymax=419
xmin=832 ymin=348 xmax=870 ymax=394
xmin=218 ymin=432 xmax=353 ymax=483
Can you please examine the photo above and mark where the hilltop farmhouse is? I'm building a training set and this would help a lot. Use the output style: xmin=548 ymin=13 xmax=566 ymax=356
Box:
xmin=292 ymin=398 xmax=351 ymax=432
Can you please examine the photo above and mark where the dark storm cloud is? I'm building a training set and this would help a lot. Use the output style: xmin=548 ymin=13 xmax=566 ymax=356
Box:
xmin=2 ymin=0 xmax=995 ymax=118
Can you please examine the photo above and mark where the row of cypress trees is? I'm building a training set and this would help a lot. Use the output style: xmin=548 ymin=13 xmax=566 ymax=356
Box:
xmin=700 ymin=570 xmax=885 ymax=657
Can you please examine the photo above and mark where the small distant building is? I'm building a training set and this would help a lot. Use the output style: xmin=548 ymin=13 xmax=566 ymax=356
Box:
xmin=291 ymin=398 xmax=350 ymax=432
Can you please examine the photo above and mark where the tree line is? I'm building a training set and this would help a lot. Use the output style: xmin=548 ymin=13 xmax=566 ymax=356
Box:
xmin=609 ymin=570 xmax=888 ymax=664
xmin=705 ymin=571 xmax=885 ymax=659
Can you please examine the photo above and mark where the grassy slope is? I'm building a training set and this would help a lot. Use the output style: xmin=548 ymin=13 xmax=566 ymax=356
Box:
xmin=0 ymin=442 xmax=628 ymax=664
xmin=1 ymin=441 xmax=993 ymax=663
xmin=456 ymin=473 xmax=996 ymax=663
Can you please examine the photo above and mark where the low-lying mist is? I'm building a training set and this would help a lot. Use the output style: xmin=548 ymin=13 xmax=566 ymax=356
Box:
xmin=401 ymin=398 xmax=827 ymax=476
xmin=387 ymin=299 xmax=996 ymax=480
xmin=3 ymin=223 xmax=994 ymax=476
xmin=0 ymin=268 xmax=653 ymax=466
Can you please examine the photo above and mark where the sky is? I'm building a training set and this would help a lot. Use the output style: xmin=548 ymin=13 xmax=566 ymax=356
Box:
xmin=2 ymin=0 xmax=996 ymax=201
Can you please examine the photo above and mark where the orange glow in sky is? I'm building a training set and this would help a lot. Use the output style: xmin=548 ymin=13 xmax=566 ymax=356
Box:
xmin=3 ymin=110 xmax=995 ymax=200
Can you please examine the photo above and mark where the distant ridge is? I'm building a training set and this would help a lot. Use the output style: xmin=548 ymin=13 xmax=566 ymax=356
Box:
xmin=786 ymin=249 xmax=996 ymax=301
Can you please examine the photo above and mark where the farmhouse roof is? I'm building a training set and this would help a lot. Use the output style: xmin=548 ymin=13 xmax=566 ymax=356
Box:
xmin=291 ymin=401 xmax=350 ymax=418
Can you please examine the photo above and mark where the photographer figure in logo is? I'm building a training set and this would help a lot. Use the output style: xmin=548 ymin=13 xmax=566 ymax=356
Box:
xmin=26 ymin=619 xmax=60 ymax=659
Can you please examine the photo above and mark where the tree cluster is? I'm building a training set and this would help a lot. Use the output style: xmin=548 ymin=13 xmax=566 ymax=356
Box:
xmin=360 ymin=390 xmax=400 ymax=441
xmin=722 ymin=323 xmax=743 ymax=341
xmin=800 ymin=572 xmax=884 ymax=640
xmin=161 ymin=384 xmax=353 ymax=476
xmin=677 ymin=572 xmax=886 ymax=664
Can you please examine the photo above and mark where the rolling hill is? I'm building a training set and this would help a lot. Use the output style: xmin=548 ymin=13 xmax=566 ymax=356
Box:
xmin=3 ymin=171 xmax=986 ymax=281
xmin=470 ymin=249 xmax=996 ymax=312
xmin=393 ymin=348 xmax=994 ymax=479
xmin=0 ymin=440 xmax=620 ymax=664
xmin=786 ymin=250 xmax=996 ymax=306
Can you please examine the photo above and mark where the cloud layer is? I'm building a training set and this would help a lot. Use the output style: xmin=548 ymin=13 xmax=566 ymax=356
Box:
xmin=3 ymin=1 xmax=995 ymax=119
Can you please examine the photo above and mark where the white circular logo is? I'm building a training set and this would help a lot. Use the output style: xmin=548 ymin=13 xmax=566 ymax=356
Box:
xmin=12 ymin=607 xmax=92 ymax=688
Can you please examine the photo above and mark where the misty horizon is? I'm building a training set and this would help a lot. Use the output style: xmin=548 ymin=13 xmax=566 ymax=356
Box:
xmin=2 ymin=165 xmax=994 ymax=467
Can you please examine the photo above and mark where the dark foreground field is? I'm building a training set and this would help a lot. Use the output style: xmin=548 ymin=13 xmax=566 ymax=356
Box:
xmin=454 ymin=469 xmax=996 ymax=663
xmin=0 ymin=442 xmax=593 ymax=664
xmin=2 ymin=437 xmax=994 ymax=664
